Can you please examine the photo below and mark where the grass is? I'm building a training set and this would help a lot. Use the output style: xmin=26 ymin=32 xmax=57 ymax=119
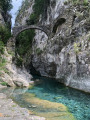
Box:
xmin=0 ymin=81 xmax=8 ymax=86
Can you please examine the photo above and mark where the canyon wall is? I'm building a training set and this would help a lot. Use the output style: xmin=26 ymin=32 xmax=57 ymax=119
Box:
xmin=15 ymin=0 xmax=90 ymax=92
xmin=0 ymin=8 xmax=32 ymax=88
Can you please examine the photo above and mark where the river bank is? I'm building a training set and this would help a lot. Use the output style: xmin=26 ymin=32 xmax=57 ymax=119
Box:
xmin=0 ymin=92 xmax=45 ymax=120
xmin=0 ymin=86 xmax=76 ymax=120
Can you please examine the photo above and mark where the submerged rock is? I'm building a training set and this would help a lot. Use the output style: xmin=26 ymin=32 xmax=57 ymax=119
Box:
xmin=22 ymin=93 xmax=76 ymax=120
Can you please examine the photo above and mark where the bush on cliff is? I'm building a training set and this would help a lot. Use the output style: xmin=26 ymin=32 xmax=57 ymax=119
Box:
xmin=0 ymin=0 xmax=12 ymax=14
xmin=0 ymin=25 xmax=11 ymax=44
xmin=68 ymin=0 xmax=89 ymax=5
xmin=0 ymin=41 xmax=4 ymax=54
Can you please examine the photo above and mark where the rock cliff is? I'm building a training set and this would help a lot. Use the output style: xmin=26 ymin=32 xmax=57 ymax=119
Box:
xmin=0 ymin=8 xmax=33 ymax=88
xmin=15 ymin=0 xmax=90 ymax=92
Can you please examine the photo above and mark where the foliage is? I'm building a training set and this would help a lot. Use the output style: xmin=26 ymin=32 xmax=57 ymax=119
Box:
xmin=15 ymin=56 xmax=23 ymax=67
xmin=1 ymin=81 xmax=9 ymax=86
xmin=4 ymin=68 xmax=10 ymax=74
xmin=0 ymin=0 xmax=12 ymax=14
xmin=0 ymin=25 xmax=11 ymax=44
xmin=74 ymin=43 xmax=80 ymax=54
xmin=26 ymin=0 xmax=50 ymax=25
xmin=0 ymin=57 xmax=6 ymax=75
xmin=15 ymin=29 xmax=35 ymax=66
xmin=0 ymin=0 xmax=12 ymax=76
xmin=36 ymin=48 xmax=43 ymax=55
xmin=26 ymin=13 xmax=39 ymax=25
xmin=68 ymin=0 xmax=89 ymax=5
xmin=0 ymin=57 xmax=6 ymax=68
xmin=83 ymin=0 xmax=89 ymax=6
xmin=0 ymin=41 xmax=4 ymax=54
xmin=0 ymin=26 xmax=10 ymax=74
xmin=16 ymin=29 xmax=35 ymax=56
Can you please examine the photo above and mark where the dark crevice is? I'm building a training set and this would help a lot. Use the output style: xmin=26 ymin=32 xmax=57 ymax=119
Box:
xmin=52 ymin=18 xmax=66 ymax=33
xmin=72 ymin=15 xmax=77 ymax=26
xmin=29 ymin=62 xmax=41 ymax=76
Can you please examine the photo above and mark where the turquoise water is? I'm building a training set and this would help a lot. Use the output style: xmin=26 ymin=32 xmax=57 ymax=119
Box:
xmin=1 ymin=77 xmax=90 ymax=120
xmin=27 ymin=77 xmax=90 ymax=120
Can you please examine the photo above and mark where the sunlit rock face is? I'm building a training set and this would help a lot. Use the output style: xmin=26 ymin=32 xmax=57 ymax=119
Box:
xmin=15 ymin=0 xmax=90 ymax=92
xmin=15 ymin=0 xmax=34 ymax=26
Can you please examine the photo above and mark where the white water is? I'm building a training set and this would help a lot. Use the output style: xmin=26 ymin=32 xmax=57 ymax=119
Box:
xmin=10 ymin=0 xmax=24 ymax=27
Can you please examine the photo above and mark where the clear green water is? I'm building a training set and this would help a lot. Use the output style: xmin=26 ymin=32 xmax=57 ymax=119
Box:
xmin=1 ymin=77 xmax=90 ymax=120
xmin=27 ymin=77 xmax=90 ymax=120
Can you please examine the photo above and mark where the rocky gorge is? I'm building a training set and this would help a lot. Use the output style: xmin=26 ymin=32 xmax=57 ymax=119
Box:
xmin=15 ymin=0 xmax=90 ymax=92
xmin=0 ymin=0 xmax=90 ymax=120
xmin=0 ymin=1 xmax=45 ymax=119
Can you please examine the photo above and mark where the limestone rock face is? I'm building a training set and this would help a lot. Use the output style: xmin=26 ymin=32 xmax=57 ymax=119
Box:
xmin=0 ymin=48 xmax=33 ymax=88
xmin=15 ymin=0 xmax=90 ymax=92
xmin=0 ymin=9 xmax=11 ymax=28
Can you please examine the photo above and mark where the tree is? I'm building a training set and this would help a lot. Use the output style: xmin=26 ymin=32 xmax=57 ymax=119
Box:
xmin=0 ymin=0 xmax=12 ymax=14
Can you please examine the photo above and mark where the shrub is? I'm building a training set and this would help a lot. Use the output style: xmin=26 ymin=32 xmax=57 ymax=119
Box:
xmin=0 ymin=40 xmax=4 ymax=54
xmin=0 ymin=25 xmax=11 ymax=44
xmin=36 ymin=48 xmax=43 ymax=55
xmin=16 ymin=29 xmax=35 ymax=56
xmin=16 ymin=56 xmax=23 ymax=67
xmin=0 ymin=57 xmax=6 ymax=76
xmin=0 ymin=0 xmax=12 ymax=14
xmin=0 ymin=57 xmax=6 ymax=68
xmin=83 ymin=0 xmax=88 ymax=6
xmin=26 ymin=13 xmax=39 ymax=25
xmin=74 ymin=43 xmax=80 ymax=54
xmin=1 ymin=81 xmax=9 ymax=86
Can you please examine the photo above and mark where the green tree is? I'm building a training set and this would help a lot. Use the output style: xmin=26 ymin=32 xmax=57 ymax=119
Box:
xmin=0 ymin=25 xmax=11 ymax=44
xmin=0 ymin=0 xmax=12 ymax=13
xmin=16 ymin=29 xmax=35 ymax=56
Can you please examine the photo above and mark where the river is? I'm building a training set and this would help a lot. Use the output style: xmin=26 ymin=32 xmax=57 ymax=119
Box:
xmin=1 ymin=77 xmax=90 ymax=120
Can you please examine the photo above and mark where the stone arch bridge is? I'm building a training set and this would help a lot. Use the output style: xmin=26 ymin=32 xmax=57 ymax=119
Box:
xmin=12 ymin=8 xmax=74 ymax=40
xmin=12 ymin=25 xmax=51 ymax=38
xmin=7 ymin=24 xmax=52 ymax=54
xmin=8 ymin=14 xmax=73 ymax=53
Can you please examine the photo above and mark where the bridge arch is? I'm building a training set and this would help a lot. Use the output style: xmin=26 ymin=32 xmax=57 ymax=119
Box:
xmin=12 ymin=25 xmax=50 ymax=39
